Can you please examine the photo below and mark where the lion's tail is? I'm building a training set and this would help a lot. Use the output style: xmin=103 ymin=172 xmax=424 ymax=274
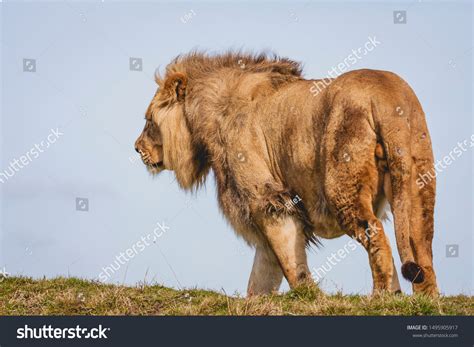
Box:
xmin=377 ymin=101 xmax=426 ymax=284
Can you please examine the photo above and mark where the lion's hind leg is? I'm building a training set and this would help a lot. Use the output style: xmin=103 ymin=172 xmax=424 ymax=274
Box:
xmin=390 ymin=257 xmax=402 ymax=293
xmin=323 ymin=104 xmax=394 ymax=293
xmin=247 ymin=244 xmax=284 ymax=296
xmin=327 ymin=180 xmax=394 ymax=293
xmin=375 ymin=195 xmax=402 ymax=293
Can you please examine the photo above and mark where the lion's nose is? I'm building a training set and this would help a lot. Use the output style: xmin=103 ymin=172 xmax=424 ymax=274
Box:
xmin=134 ymin=138 xmax=142 ymax=153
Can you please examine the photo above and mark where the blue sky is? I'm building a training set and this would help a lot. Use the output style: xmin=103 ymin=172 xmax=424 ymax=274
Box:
xmin=0 ymin=0 xmax=472 ymax=296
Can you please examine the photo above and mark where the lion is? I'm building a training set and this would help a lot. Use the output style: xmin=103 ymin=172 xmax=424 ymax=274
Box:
xmin=134 ymin=52 xmax=438 ymax=297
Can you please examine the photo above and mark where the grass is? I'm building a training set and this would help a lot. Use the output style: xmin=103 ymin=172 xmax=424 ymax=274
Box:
xmin=0 ymin=277 xmax=472 ymax=316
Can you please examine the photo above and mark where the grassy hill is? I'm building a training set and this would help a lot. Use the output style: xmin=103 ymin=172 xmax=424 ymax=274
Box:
xmin=0 ymin=277 xmax=472 ymax=316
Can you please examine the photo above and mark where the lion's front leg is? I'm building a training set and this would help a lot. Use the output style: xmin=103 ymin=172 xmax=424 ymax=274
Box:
xmin=257 ymin=215 xmax=313 ymax=289
xmin=247 ymin=245 xmax=283 ymax=296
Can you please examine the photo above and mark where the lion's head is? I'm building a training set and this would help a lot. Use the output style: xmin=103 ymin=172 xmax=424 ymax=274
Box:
xmin=135 ymin=51 xmax=302 ymax=189
xmin=134 ymin=71 xmax=209 ymax=189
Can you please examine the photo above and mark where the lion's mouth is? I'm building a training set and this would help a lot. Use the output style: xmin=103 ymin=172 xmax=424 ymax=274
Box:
xmin=139 ymin=150 xmax=164 ymax=169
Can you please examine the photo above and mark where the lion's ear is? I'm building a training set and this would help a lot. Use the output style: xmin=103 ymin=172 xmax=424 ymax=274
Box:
xmin=164 ymin=72 xmax=187 ymax=102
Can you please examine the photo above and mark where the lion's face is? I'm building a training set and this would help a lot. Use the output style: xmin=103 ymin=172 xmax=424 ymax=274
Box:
xmin=134 ymin=114 xmax=165 ymax=174
xmin=135 ymin=100 xmax=187 ymax=175
xmin=135 ymin=72 xmax=189 ymax=176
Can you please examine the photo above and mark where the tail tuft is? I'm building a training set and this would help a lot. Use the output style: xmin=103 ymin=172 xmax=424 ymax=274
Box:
xmin=401 ymin=261 xmax=425 ymax=283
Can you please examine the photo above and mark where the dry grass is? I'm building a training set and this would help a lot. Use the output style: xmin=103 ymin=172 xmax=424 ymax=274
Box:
xmin=0 ymin=277 xmax=472 ymax=316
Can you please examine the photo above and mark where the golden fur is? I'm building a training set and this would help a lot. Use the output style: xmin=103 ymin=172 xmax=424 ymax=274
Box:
xmin=135 ymin=51 xmax=438 ymax=296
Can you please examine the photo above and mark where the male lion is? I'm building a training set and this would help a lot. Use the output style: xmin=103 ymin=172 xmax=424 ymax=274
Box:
xmin=135 ymin=52 xmax=438 ymax=296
